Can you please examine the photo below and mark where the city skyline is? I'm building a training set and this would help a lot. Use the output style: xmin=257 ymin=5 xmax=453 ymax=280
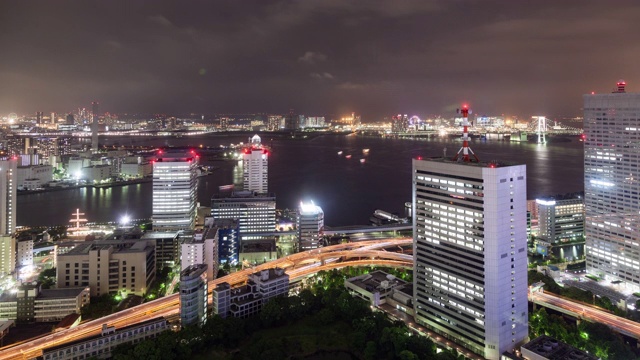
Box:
xmin=3 ymin=1 xmax=640 ymax=119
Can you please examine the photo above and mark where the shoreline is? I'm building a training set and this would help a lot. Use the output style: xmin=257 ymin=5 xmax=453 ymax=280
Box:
xmin=17 ymin=178 xmax=153 ymax=196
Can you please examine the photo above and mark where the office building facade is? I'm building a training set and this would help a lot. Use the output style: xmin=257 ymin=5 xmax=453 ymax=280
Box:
xmin=141 ymin=232 xmax=180 ymax=268
xmin=56 ymin=240 xmax=156 ymax=297
xmin=152 ymin=151 xmax=198 ymax=231
xmin=584 ymin=82 xmax=640 ymax=288
xmin=214 ymin=218 xmax=240 ymax=265
xmin=211 ymin=191 xmax=276 ymax=240
xmin=412 ymin=158 xmax=528 ymax=359
xmin=0 ymin=284 xmax=90 ymax=322
xmin=297 ymin=201 xmax=324 ymax=250
xmin=536 ymin=198 xmax=584 ymax=243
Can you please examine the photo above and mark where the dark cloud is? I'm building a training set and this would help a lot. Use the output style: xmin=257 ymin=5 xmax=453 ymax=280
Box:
xmin=1 ymin=0 xmax=639 ymax=120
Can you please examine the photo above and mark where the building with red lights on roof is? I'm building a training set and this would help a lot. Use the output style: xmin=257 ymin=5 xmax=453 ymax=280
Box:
xmin=152 ymin=150 xmax=198 ymax=231
xmin=242 ymin=135 xmax=269 ymax=194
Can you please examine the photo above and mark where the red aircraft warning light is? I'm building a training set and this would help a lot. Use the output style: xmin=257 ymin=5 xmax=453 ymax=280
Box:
xmin=452 ymin=103 xmax=480 ymax=163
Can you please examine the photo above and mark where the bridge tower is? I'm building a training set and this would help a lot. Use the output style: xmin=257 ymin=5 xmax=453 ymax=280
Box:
xmin=532 ymin=116 xmax=547 ymax=144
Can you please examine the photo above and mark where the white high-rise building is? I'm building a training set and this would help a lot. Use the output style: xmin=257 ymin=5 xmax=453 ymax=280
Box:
xmin=0 ymin=158 xmax=17 ymax=235
xmin=584 ymin=81 xmax=640 ymax=289
xmin=412 ymin=158 xmax=528 ymax=359
xmin=242 ymin=135 xmax=268 ymax=194
xmin=152 ymin=151 xmax=198 ymax=231
xmin=297 ymin=201 xmax=324 ymax=250
xmin=180 ymin=222 xmax=218 ymax=281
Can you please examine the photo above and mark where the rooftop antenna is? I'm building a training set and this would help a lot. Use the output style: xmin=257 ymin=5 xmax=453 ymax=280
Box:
xmin=452 ymin=104 xmax=480 ymax=162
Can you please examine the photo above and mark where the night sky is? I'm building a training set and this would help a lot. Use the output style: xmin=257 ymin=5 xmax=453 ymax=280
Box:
xmin=2 ymin=0 xmax=640 ymax=120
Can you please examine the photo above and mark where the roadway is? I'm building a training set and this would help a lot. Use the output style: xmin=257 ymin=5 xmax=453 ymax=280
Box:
xmin=4 ymin=237 xmax=639 ymax=360
xmin=0 ymin=238 xmax=412 ymax=360
xmin=530 ymin=291 xmax=640 ymax=339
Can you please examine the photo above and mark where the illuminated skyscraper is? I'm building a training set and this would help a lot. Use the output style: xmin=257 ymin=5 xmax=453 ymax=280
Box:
xmin=584 ymin=80 xmax=640 ymax=289
xmin=412 ymin=158 xmax=528 ymax=359
xmin=152 ymin=151 xmax=198 ymax=231
xmin=297 ymin=201 xmax=324 ymax=250
xmin=0 ymin=158 xmax=17 ymax=275
xmin=0 ymin=158 xmax=17 ymax=235
xmin=242 ymin=135 xmax=268 ymax=194
xmin=91 ymin=101 xmax=99 ymax=153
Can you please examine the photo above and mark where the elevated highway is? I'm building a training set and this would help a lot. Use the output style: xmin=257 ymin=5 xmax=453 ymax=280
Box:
xmin=323 ymin=223 xmax=412 ymax=235
xmin=0 ymin=239 xmax=412 ymax=360
xmin=4 ymin=237 xmax=640 ymax=359
xmin=529 ymin=291 xmax=640 ymax=340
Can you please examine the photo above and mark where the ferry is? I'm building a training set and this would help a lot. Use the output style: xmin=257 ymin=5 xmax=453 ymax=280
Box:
xmin=345 ymin=155 xmax=352 ymax=159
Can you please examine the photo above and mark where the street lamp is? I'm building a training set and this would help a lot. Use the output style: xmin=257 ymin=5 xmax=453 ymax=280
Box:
xmin=120 ymin=215 xmax=131 ymax=226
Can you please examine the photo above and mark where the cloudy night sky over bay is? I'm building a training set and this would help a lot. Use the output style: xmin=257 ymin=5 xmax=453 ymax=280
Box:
xmin=2 ymin=0 xmax=640 ymax=119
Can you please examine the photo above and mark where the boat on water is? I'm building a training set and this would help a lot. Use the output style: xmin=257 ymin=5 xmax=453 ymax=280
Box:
xmin=362 ymin=149 xmax=370 ymax=154
xmin=360 ymin=159 xmax=365 ymax=163
xmin=345 ymin=155 xmax=352 ymax=159
xmin=338 ymin=151 xmax=343 ymax=155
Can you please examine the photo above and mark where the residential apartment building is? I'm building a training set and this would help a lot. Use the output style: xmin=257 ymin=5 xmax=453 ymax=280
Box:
xmin=180 ymin=264 xmax=208 ymax=327
xmin=213 ymin=268 xmax=289 ymax=318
